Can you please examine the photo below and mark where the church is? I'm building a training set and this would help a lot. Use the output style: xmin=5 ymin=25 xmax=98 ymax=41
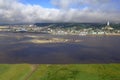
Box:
xmin=103 ymin=21 xmax=114 ymax=30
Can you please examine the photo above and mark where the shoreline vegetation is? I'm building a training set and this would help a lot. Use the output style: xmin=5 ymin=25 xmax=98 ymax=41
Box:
xmin=0 ymin=64 xmax=120 ymax=80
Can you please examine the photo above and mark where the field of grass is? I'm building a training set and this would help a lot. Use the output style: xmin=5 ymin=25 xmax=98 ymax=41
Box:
xmin=0 ymin=64 xmax=120 ymax=80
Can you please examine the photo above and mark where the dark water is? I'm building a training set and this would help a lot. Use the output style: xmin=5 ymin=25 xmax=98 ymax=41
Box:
xmin=0 ymin=32 xmax=120 ymax=64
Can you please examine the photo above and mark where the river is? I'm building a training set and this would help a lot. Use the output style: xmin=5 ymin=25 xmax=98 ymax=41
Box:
xmin=0 ymin=32 xmax=120 ymax=64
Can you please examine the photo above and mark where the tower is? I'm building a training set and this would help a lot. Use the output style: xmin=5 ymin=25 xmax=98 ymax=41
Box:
xmin=107 ymin=21 xmax=110 ymax=26
xmin=104 ymin=21 xmax=113 ymax=30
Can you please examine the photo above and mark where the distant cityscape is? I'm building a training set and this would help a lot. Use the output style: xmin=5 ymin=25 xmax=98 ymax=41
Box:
xmin=0 ymin=22 xmax=120 ymax=36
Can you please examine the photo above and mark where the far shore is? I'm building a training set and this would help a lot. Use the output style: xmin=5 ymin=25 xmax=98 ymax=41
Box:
xmin=86 ymin=33 xmax=120 ymax=36
xmin=52 ymin=33 xmax=120 ymax=36
xmin=0 ymin=31 xmax=120 ymax=36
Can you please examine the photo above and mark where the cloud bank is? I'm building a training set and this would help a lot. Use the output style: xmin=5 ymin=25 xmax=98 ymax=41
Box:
xmin=0 ymin=0 xmax=120 ymax=24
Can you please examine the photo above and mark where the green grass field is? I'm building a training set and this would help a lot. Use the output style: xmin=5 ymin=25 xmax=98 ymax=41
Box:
xmin=0 ymin=64 xmax=120 ymax=80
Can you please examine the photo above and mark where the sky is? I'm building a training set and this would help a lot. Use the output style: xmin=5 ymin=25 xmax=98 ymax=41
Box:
xmin=0 ymin=0 xmax=120 ymax=24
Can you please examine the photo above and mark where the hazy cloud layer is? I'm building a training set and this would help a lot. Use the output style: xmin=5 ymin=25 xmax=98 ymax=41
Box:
xmin=51 ymin=0 xmax=109 ymax=9
xmin=0 ymin=0 xmax=120 ymax=24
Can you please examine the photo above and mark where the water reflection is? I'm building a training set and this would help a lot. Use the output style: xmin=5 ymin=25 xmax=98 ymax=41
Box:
xmin=0 ymin=32 xmax=120 ymax=64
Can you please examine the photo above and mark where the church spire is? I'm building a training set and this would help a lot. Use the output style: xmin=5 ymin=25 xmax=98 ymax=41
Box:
xmin=107 ymin=21 xmax=110 ymax=26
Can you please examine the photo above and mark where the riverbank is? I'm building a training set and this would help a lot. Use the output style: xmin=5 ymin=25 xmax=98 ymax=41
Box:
xmin=0 ymin=64 xmax=120 ymax=80
xmin=51 ymin=33 xmax=120 ymax=36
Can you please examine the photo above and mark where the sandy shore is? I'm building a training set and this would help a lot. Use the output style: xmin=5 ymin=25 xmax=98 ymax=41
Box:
xmin=28 ymin=38 xmax=82 ymax=44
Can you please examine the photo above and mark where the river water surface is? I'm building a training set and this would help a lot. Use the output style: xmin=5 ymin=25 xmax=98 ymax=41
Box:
xmin=0 ymin=32 xmax=120 ymax=64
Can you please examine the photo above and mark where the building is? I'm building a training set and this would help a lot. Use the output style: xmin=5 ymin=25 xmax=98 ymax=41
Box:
xmin=107 ymin=21 xmax=110 ymax=26
xmin=102 ymin=21 xmax=114 ymax=30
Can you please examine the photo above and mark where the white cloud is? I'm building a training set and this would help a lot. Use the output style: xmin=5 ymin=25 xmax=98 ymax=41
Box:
xmin=51 ymin=0 xmax=110 ymax=9
xmin=0 ymin=0 xmax=120 ymax=24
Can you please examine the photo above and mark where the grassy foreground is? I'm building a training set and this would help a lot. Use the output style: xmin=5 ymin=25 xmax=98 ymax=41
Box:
xmin=0 ymin=64 xmax=120 ymax=80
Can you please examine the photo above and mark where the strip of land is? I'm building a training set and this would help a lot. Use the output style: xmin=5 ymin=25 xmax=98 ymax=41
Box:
xmin=0 ymin=64 xmax=120 ymax=80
